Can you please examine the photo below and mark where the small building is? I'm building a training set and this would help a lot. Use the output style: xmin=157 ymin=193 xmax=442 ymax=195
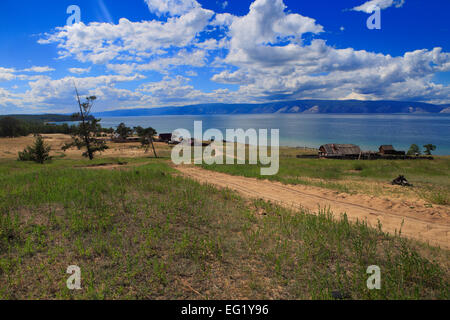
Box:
xmin=159 ymin=133 xmax=172 ymax=142
xmin=319 ymin=144 xmax=362 ymax=158
xmin=379 ymin=145 xmax=405 ymax=156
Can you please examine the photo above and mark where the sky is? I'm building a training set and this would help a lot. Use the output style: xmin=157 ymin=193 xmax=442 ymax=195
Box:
xmin=0 ymin=0 xmax=449 ymax=114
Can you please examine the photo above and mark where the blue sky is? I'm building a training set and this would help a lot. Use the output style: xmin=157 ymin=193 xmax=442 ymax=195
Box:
xmin=0 ymin=0 xmax=449 ymax=114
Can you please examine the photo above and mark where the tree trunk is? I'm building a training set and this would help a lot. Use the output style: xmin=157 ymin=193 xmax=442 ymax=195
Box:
xmin=150 ymin=136 xmax=158 ymax=158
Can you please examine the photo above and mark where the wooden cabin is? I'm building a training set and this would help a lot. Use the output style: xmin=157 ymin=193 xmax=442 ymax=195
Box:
xmin=319 ymin=144 xmax=362 ymax=158
xmin=158 ymin=133 xmax=172 ymax=142
xmin=379 ymin=145 xmax=405 ymax=156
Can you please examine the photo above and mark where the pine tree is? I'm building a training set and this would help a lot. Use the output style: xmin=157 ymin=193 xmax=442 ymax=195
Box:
xmin=18 ymin=135 xmax=52 ymax=164
xmin=62 ymin=83 xmax=108 ymax=160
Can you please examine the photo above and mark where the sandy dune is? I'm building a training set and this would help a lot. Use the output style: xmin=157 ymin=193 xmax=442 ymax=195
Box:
xmin=0 ymin=134 xmax=171 ymax=159
xmin=176 ymin=166 xmax=449 ymax=249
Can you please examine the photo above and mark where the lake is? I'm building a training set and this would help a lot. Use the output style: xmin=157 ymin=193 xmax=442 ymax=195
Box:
xmin=97 ymin=114 xmax=450 ymax=155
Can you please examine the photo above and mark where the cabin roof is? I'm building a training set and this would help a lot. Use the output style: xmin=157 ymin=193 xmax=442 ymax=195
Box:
xmin=319 ymin=144 xmax=361 ymax=156
xmin=379 ymin=145 xmax=395 ymax=151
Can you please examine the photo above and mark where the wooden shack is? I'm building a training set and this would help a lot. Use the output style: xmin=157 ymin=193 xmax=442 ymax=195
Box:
xmin=379 ymin=145 xmax=406 ymax=156
xmin=319 ymin=144 xmax=362 ymax=159
xmin=158 ymin=133 xmax=172 ymax=142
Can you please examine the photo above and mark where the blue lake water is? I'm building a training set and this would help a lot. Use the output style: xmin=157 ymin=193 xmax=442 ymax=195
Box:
xmin=96 ymin=114 xmax=450 ymax=155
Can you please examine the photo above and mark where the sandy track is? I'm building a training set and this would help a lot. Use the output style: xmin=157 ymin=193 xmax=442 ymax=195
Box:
xmin=176 ymin=166 xmax=449 ymax=249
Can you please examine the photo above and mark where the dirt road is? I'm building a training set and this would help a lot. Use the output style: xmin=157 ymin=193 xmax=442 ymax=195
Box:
xmin=176 ymin=166 xmax=450 ymax=249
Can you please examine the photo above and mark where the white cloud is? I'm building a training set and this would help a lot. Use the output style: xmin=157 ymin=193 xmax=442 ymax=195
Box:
xmin=68 ymin=67 xmax=91 ymax=74
xmin=206 ymin=0 xmax=450 ymax=104
xmin=137 ymin=75 xmax=241 ymax=106
xmin=352 ymin=0 xmax=405 ymax=13
xmin=22 ymin=66 xmax=55 ymax=73
xmin=0 ymin=66 xmax=56 ymax=82
xmin=212 ymin=13 xmax=236 ymax=27
xmin=3 ymin=0 xmax=448 ymax=111
xmin=144 ymin=0 xmax=200 ymax=16
xmin=212 ymin=70 xmax=255 ymax=85
xmin=106 ymin=49 xmax=207 ymax=74
xmin=39 ymin=8 xmax=214 ymax=65
xmin=223 ymin=0 xmax=324 ymax=68
xmin=185 ymin=70 xmax=198 ymax=77
xmin=0 ymin=74 xmax=146 ymax=112
xmin=0 ymin=67 xmax=16 ymax=81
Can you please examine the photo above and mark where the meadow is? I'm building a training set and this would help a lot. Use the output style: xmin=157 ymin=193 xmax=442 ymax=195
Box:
xmin=202 ymin=146 xmax=450 ymax=206
xmin=0 ymin=156 xmax=448 ymax=299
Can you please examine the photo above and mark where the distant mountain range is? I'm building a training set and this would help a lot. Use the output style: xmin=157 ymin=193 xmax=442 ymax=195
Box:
xmin=95 ymin=100 xmax=448 ymax=117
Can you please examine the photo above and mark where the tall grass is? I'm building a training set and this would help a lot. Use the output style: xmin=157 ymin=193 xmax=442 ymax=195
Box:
xmin=0 ymin=159 xmax=448 ymax=299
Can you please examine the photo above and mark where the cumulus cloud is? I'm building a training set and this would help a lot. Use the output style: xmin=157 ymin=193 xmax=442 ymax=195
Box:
xmin=1 ymin=66 xmax=55 ymax=82
xmin=212 ymin=70 xmax=255 ymax=85
xmin=0 ymin=74 xmax=146 ymax=112
xmin=107 ymin=49 xmax=207 ymax=74
xmin=207 ymin=0 xmax=449 ymax=103
xmin=0 ymin=67 xmax=16 ymax=81
xmin=144 ymin=0 xmax=200 ymax=16
xmin=138 ymin=75 xmax=241 ymax=106
xmin=223 ymin=0 xmax=324 ymax=68
xmin=22 ymin=66 xmax=55 ymax=73
xmin=4 ymin=0 xmax=449 ymax=112
xmin=39 ymin=8 xmax=214 ymax=64
xmin=352 ymin=0 xmax=405 ymax=13
xmin=68 ymin=67 xmax=91 ymax=74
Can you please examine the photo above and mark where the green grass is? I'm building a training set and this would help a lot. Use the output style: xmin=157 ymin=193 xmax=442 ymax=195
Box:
xmin=0 ymin=158 xmax=448 ymax=299
xmin=201 ymin=155 xmax=450 ymax=205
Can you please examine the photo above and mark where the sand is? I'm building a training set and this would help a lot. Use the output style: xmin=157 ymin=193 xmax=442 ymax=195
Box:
xmin=0 ymin=134 xmax=170 ymax=159
xmin=176 ymin=166 xmax=450 ymax=249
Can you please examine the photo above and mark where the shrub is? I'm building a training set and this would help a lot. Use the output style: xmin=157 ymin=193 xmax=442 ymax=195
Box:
xmin=407 ymin=144 xmax=421 ymax=156
xmin=18 ymin=135 xmax=52 ymax=164
xmin=423 ymin=144 xmax=436 ymax=155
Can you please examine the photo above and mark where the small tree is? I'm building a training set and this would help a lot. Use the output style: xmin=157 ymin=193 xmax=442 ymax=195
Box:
xmin=135 ymin=126 xmax=158 ymax=158
xmin=18 ymin=135 xmax=52 ymax=164
xmin=62 ymin=83 xmax=108 ymax=160
xmin=407 ymin=144 xmax=421 ymax=156
xmin=116 ymin=123 xmax=132 ymax=140
xmin=423 ymin=144 xmax=436 ymax=155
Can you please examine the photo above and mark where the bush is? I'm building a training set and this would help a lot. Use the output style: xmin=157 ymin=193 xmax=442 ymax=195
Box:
xmin=407 ymin=144 xmax=421 ymax=156
xmin=423 ymin=144 xmax=436 ymax=155
xmin=353 ymin=163 xmax=365 ymax=171
xmin=116 ymin=123 xmax=132 ymax=139
xmin=18 ymin=135 xmax=52 ymax=164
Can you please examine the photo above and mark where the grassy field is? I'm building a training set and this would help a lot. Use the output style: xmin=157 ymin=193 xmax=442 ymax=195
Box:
xmin=0 ymin=157 xmax=448 ymax=299
xmin=201 ymin=148 xmax=450 ymax=206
